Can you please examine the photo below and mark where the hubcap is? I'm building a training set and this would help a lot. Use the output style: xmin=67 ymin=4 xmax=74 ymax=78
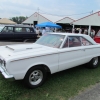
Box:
xmin=29 ymin=70 xmax=43 ymax=85
xmin=93 ymin=57 xmax=98 ymax=66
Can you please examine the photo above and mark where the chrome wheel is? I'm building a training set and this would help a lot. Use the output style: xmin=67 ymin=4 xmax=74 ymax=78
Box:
xmin=29 ymin=70 xmax=43 ymax=85
xmin=24 ymin=66 xmax=47 ymax=88
xmin=93 ymin=57 xmax=98 ymax=66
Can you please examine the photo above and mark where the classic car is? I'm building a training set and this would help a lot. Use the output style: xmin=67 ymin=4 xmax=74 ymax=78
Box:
xmin=0 ymin=25 xmax=37 ymax=41
xmin=0 ymin=33 xmax=100 ymax=88
xmin=94 ymin=30 xmax=100 ymax=43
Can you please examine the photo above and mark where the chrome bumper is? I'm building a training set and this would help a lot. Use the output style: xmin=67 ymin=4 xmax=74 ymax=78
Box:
xmin=0 ymin=66 xmax=13 ymax=79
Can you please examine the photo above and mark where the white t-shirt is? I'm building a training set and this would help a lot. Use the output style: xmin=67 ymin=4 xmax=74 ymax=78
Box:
xmin=72 ymin=28 xmax=75 ymax=33
xmin=36 ymin=29 xmax=40 ymax=35
xmin=79 ymin=29 xmax=82 ymax=34
xmin=42 ymin=29 xmax=46 ymax=35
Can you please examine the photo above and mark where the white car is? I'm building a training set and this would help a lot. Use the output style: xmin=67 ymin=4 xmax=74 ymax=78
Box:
xmin=0 ymin=33 xmax=100 ymax=88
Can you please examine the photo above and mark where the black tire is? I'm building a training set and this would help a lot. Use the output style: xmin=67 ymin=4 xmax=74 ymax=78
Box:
xmin=87 ymin=57 xmax=99 ymax=68
xmin=24 ymin=66 xmax=47 ymax=89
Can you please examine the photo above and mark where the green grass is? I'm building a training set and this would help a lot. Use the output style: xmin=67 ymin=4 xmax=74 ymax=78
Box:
xmin=1 ymin=65 xmax=100 ymax=100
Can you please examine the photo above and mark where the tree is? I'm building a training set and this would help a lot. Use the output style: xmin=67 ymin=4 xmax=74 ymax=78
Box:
xmin=10 ymin=16 xmax=28 ymax=24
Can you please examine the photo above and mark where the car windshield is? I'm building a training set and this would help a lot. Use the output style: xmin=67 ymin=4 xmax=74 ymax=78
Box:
xmin=0 ymin=26 xmax=5 ymax=32
xmin=36 ymin=34 xmax=65 ymax=48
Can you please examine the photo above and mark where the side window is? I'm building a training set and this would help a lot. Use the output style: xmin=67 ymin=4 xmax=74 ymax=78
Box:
xmin=15 ymin=28 xmax=22 ymax=32
xmin=69 ymin=37 xmax=75 ymax=47
xmin=21 ymin=28 xmax=27 ymax=32
xmin=63 ymin=36 xmax=93 ymax=48
xmin=15 ymin=27 xmax=31 ymax=33
xmin=26 ymin=28 xmax=31 ymax=32
xmin=68 ymin=36 xmax=81 ymax=47
xmin=70 ymin=36 xmax=81 ymax=47
xmin=8 ymin=27 xmax=13 ymax=32
xmin=2 ymin=27 xmax=13 ymax=33
xmin=81 ymin=37 xmax=92 ymax=46
xmin=63 ymin=38 xmax=68 ymax=48
xmin=63 ymin=36 xmax=81 ymax=48
xmin=2 ymin=27 xmax=8 ymax=32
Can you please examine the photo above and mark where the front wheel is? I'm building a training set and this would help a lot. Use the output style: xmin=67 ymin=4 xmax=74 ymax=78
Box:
xmin=87 ymin=57 xmax=99 ymax=68
xmin=24 ymin=66 xmax=47 ymax=88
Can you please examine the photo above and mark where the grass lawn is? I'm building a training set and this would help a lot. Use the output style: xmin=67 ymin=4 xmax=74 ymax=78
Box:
xmin=0 ymin=65 xmax=100 ymax=100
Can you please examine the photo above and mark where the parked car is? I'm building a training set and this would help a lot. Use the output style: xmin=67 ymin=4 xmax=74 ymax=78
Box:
xmin=0 ymin=33 xmax=100 ymax=88
xmin=0 ymin=25 xmax=37 ymax=41
xmin=94 ymin=30 xmax=100 ymax=43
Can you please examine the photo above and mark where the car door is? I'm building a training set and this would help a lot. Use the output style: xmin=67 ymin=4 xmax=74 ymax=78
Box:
xmin=14 ymin=27 xmax=36 ymax=40
xmin=58 ymin=36 xmax=86 ymax=71
xmin=14 ymin=27 xmax=25 ymax=40
xmin=0 ymin=26 xmax=14 ymax=40
xmin=22 ymin=27 xmax=37 ymax=39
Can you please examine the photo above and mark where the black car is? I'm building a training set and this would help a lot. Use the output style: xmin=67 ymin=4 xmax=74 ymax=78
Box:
xmin=0 ymin=25 xmax=37 ymax=41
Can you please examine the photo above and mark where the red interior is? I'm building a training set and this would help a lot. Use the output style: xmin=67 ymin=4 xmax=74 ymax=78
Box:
xmin=94 ymin=36 xmax=100 ymax=43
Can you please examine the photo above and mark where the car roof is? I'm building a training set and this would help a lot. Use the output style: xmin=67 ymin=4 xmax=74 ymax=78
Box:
xmin=49 ymin=32 xmax=97 ymax=44
xmin=49 ymin=32 xmax=85 ymax=36
xmin=3 ymin=24 xmax=32 ymax=28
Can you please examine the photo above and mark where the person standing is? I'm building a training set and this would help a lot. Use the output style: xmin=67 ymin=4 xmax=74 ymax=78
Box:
xmin=42 ymin=27 xmax=46 ymax=35
xmin=84 ymin=28 xmax=88 ymax=35
xmin=79 ymin=28 xmax=82 ymax=34
xmin=93 ymin=29 xmax=95 ymax=38
xmin=46 ymin=27 xmax=50 ymax=32
xmin=35 ymin=28 xmax=40 ymax=36
xmin=72 ymin=28 xmax=75 ymax=33
xmin=90 ymin=29 xmax=95 ymax=38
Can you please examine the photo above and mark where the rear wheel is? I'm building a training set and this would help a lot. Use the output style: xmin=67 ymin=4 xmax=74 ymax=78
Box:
xmin=87 ymin=57 xmax=99 ymax=68
xmin=24 ymin=66 xmax=47 ymax=88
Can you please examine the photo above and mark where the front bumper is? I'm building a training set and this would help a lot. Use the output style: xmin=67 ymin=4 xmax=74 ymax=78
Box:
xmin=0 ymin=65 xmax=13 ymax=79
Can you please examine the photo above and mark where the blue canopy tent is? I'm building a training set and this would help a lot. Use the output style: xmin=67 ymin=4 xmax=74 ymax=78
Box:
xmin=35 ymin=22 xmax=62 ymax=28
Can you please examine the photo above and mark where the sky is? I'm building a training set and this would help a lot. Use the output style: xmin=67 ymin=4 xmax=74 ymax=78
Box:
xmin=0 ymin=0 xmax=100 ymax=20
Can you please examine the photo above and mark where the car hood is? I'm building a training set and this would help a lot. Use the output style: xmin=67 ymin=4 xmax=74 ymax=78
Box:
xmin=6 ymin=43 xmax=43 ymax=52
xmin=0 ymin=43 xmax=58 ymax=61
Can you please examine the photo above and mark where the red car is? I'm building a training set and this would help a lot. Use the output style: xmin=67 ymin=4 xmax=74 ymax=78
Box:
xmin=94 ymin=30 xmax=100 ymax=43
